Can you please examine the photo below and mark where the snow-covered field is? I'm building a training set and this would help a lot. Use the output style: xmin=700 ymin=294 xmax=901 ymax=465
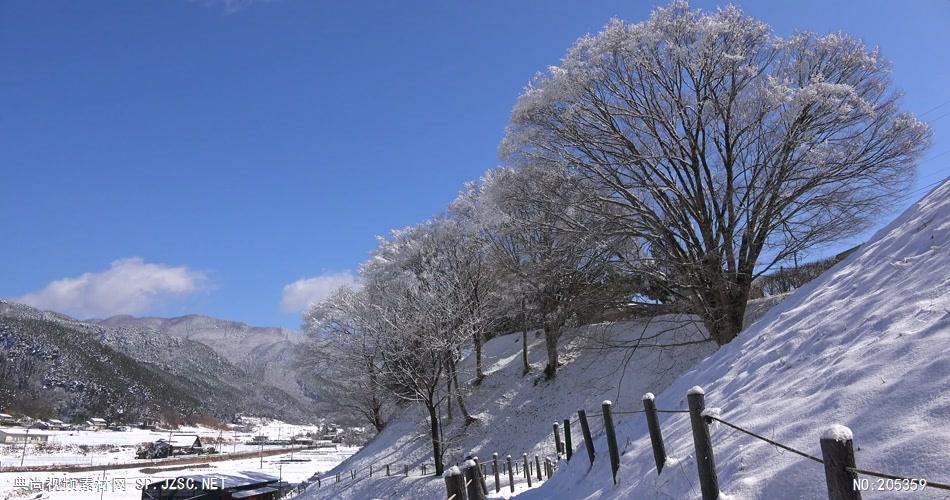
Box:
xmin=519 ymin=179 xmax=950 ymax=499
xmin=0 ymin=420 xmax=324 ymax=468
xmin=0 ymin=419 xmax=357 ymax=499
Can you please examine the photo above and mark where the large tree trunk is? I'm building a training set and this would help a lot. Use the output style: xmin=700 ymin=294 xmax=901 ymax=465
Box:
xmin=371 ymin=396 xmax=386 ymax=433
xmin=445 ymin=375 xmax=453 ymax=421
xmin=367 ymin=360 xmax=386 ymax=432
xmin=473 ymin=329 xmax=484 ymax=384
xmin=522 ymin=330 xmax=530 ymax=375
xmin=543 ymin=323 xmax=559 ymax=380
xmin=449 ymin=355 xmax=477 ymax=425
xmin=700 ymin=274 xmax=752 ymax=345
xmin=426 ymin=402 xmax=444 ymax=476
xmin=521 ymin=300 xmax=530 ymax=375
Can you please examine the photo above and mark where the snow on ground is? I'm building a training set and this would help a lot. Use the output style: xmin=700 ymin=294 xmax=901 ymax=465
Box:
xmin=301 ymin=313 xmax=721 ymax=499
xmin=0 ymin=445 xmax=357 ymax=499
xmin=520 ymin=180 xmax=950 ymax=499
xmin=0 ymin=418 xmax=348 ymax=498
xmin=0 ymin=419 xmax=324 ymax=468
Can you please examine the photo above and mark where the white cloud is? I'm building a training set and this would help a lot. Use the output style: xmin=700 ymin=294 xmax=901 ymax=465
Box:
xmin=280 ymin=271 xmax=359 ymax=314
xmin=16 ymin=258 xmax=207 ymax=318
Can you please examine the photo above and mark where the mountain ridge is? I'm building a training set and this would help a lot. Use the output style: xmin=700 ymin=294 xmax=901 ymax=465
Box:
xmin=0 ymin=301 xmax=313 ymax=424
xmin=95 ymin=313 xmax=313 ymax=405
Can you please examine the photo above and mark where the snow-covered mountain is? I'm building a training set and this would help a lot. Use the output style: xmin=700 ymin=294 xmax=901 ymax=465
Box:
xmin=0 ymin=302 xmax=313 ymax=423
xmin=302 ymin=179 xmax=949 ymax=499
xmin=96 ymin=314 xmax=313 ymax=405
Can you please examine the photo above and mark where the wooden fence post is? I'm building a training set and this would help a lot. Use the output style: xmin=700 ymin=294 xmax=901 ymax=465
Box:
xmin=386 ymin=464 xmax=390 ymax=476
xmin=820 ymin=425 xmax=862 ymax=500
xmin=464 ymin=460 xmax=486 ymax=500
xmin=553 ymin=422 xmax=563 ymax=457
xmin=335 ymin=472 xmax=339 ymax=483
xmin=472 ymin=456 xmax=488 ymax=496
xmin=578 ymin=409 xmax=595 ymax=466
xmin=404 ymin=464 xmax=409 ymax=476
xmin=492 ymin=453 xmax=500 ymax=493
xmin=369 ymin=464 xmax=373 ymax=477
xmin=445 ymin=466 xmax=466 ymax=500
xmin=506 ymin=455 xmax=515 ymax=493
xmin=687 ymin=386 xmax=719 ymax=500
xmin=535 ymin=454 xmax=542 ymax=481
xmin=563 ymin=418 xmax=573 ymax=461
xmin=422 ymin=464 xmax=427 ymax=476
xmin=643 ymin=392 xmax=667 ymax=474
xmin=523 ymin=453 xmax=532 ymax=488
xmin=602 ymin=401 xmax=621 ymax=485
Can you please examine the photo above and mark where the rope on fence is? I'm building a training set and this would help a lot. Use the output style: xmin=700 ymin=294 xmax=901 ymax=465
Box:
xmin=705 ymin=415 xmax=950 ymax=493
xmin=706 ymin=416 xmax=824 ymax=464
xmin=845 ymin=466 xmax=950 ymax=492
xmin=654 ymin=409 xmax=690 ymax=414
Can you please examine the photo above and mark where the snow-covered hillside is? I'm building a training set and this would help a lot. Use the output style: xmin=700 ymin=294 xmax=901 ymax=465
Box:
xmin=300 ymin=179 xmax=948 ymax=500
xmin=523 ymin=179 xmax=950 ymax=499
xmin=96 ymin=314 xmax=311 ymax=405
xmin=300 ymin=313 xmax=724 ymax=500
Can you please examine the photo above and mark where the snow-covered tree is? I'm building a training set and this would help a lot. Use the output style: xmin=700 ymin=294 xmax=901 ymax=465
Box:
xmin=501 ymin=2 xmax=930 ymax=345
xmin=469 ymin=165 xmax=633 ymax=379
xmin=302 ymin=285 xmax=391 ymax=433
xmin=361 ymin=219 xmax=487 ymax=475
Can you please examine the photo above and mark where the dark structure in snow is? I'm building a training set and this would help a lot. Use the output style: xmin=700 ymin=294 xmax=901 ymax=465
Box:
xmin=141 ymin=471 xmax=288 ymax=499
xmin=167 ymin=433 xmax=202 ymax=450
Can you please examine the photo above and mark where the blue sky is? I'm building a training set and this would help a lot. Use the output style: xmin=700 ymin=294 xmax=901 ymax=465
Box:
xmin=1 ymin=0 xmax=948 ymax=329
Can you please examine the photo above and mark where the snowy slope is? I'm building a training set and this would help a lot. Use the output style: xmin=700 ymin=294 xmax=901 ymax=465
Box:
xmin=300 ymin=314 xmax=723 ymax=500
xmin=521 ymin=179 xmax=950 ymax=499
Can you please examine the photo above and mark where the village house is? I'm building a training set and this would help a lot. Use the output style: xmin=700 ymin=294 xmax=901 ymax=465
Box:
xmin=0 ymin=428 xmax=51 ymax=444
xmin=0 ymin=413 xmax=16 ymax=426
xmin=85 ymin=417 xmax=107 ymax=431
xmin=165 ymin=434 xmax=202 ymax=451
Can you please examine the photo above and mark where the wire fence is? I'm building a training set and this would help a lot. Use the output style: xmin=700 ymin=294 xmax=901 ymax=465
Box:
xmin=294 ymin=386 xmax=949 ymax=499
xmin=543 ymin=388 xmax=950 ymax=499
xmin=301 ymin=444 xmax=564 ymax=498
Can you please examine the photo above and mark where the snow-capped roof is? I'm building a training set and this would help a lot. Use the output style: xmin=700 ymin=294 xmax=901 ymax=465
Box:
xmin=165 ymin=434 xmax=201 ymax=447
xmin=148 ymin=471 xmax=277 ymax=490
